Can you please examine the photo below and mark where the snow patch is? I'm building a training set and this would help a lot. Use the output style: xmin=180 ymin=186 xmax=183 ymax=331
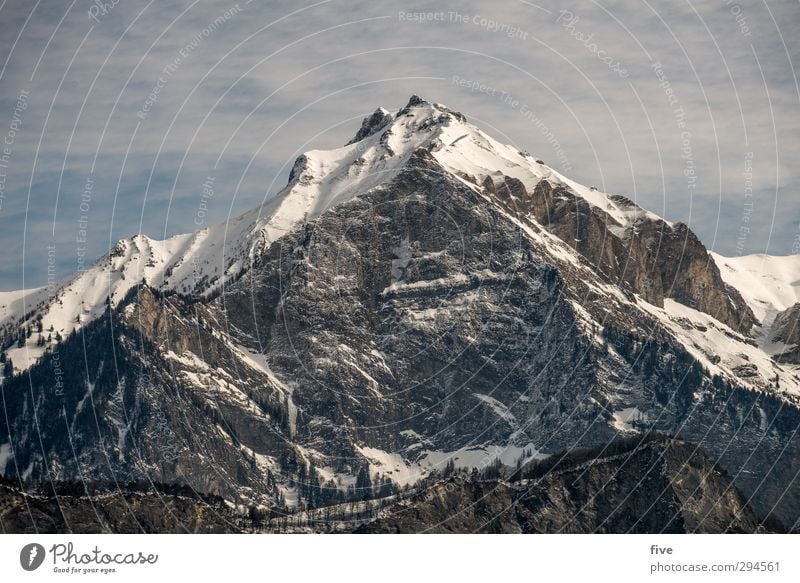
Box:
xmin=356 ymin=441 xmax=546 ymax=487
xmin=474 ymin=393 xmax=517 ymax=425
xmin=611 ymin=407 xmax=646 ymax=432
xmin=0 ymin=442 xmax=12 ymax=474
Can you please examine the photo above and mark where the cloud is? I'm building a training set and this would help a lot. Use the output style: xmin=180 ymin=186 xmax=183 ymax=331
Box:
xmin=0 ymin=0 xmax=797 ymax=289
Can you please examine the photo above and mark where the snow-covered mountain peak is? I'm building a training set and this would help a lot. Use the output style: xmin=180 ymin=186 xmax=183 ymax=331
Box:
xmin=332 ymin=95 xmax=663 ymax=235
xmin=264 ymin=96 xmax=476 ymax=225
xmin=0 ymin=96 xmax=782 ymax=381
xmin=279 ymin=94 xmax=653 ymax=241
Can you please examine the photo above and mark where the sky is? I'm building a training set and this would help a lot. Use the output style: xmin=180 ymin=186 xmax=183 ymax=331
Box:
xmin=0 ymin=0 xmax=797 ymax=290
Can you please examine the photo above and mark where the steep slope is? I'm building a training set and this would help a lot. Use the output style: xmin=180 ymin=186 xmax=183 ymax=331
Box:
xmin=1 ymin=96 xmax=799 ymax=531
xmin=713 ymin=253 xmax=800 ymax=326
xmin=713 ymin=253 xmax=800 ymax=365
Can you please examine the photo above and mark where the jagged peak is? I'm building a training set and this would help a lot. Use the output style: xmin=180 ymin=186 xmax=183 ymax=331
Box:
xmin=406 ymin=93 xmax=426 ymax=107
xmin=287 ymin=153 xmax=311 ymax=184
xmin=284 ymin=97 xmax=472 ymax=194
xmin=345 ymin=96 xmax=468 ymax=149
xmin=398 ymin=94 xmax=467 ymax=122
xmin=345 ymin=107 xmax=394 ymax=146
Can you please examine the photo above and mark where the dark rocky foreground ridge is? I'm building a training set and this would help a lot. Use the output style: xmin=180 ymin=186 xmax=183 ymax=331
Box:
xmin=1 ymin=96 xmax=799 ymax=533
xmin=0 ymin=436 xmax=781 ymax=533
xmin=0 ymin=478 xmax=240 ymax=533
xmin=353 ymin=436 xmax=775 ymax=534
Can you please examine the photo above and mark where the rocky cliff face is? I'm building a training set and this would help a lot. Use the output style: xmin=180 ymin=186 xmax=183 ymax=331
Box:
xmin=771 ymin=303 xmax=800 ymax=364
xmin=485 ymin=176 xmax=755 ymax=334
xmin=1 ymin=96 xmax=799 ymax=533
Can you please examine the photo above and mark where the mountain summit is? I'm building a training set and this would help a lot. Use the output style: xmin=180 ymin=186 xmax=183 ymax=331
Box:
xmin=1 ymin=96 xmax=799 ymax=531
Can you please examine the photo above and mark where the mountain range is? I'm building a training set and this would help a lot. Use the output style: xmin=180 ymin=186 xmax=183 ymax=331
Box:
xmin=1 ymin=95 xmax=799 ymax=533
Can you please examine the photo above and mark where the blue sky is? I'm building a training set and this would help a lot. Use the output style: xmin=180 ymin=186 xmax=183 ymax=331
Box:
xmin=0 ymin=0 xmax=798 ymax=290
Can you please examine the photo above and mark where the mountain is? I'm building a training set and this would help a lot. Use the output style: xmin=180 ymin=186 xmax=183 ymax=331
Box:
xmin=1 ymin=96 xmax=799 ymax=532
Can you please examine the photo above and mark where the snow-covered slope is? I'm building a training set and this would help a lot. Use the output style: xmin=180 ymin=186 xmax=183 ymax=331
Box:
xmin=712 ymin=252 xmax=800 ymax=326
xmin=427 ymin=109 xmax=667 ymax=231
xmin=640 ymin=298 xmax=791 ymax=393
xmin=0 ymin=287 xmax=50 ymax=327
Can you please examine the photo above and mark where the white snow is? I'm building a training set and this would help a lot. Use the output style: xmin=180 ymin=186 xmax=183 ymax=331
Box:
xmin=0 ymin=441 xmax=12 ymax=474
xmin=711 ymin=253 xmax=800 ymax=372
xmin=611 ymin=407 xmax=646 ymax=432
xmin=639 ymin=298 xmax=800 ymax=395
xmin=383 ymin=273 xmax=469 ymax=296
xmin=474 ymin=393 xmax=517 ymax=424
xmin=712 ymin=252 xmax=800 ymax=326
xmin=419 ymin=442 xmax=546 ymax=474
xmin=356 ymin=441 xmax=546 ymax=487
xmin=356 ymin=446 xmax=421 ymax=486
xmin=0 ymin=286 xmax=50 ymax=328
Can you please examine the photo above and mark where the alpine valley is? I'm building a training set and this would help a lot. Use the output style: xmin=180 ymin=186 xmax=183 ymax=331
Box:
xmin=1 ymin=96 xmax=799 ymax=533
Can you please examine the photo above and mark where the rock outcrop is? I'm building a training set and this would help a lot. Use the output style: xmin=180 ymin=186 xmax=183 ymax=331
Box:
xmin=771 ymin=303 xmax=800 ymax=364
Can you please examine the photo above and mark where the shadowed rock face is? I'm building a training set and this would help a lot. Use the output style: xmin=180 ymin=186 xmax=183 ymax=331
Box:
xmin=772 ymin=303 xmax=800 ymax=364
xmin=354 ymin=437 xmax=768 ymax=534
xmin=346 ymin=108 xmax=394 ymax=145
xmin=485 ymin=177 xmax=756 ymax=334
